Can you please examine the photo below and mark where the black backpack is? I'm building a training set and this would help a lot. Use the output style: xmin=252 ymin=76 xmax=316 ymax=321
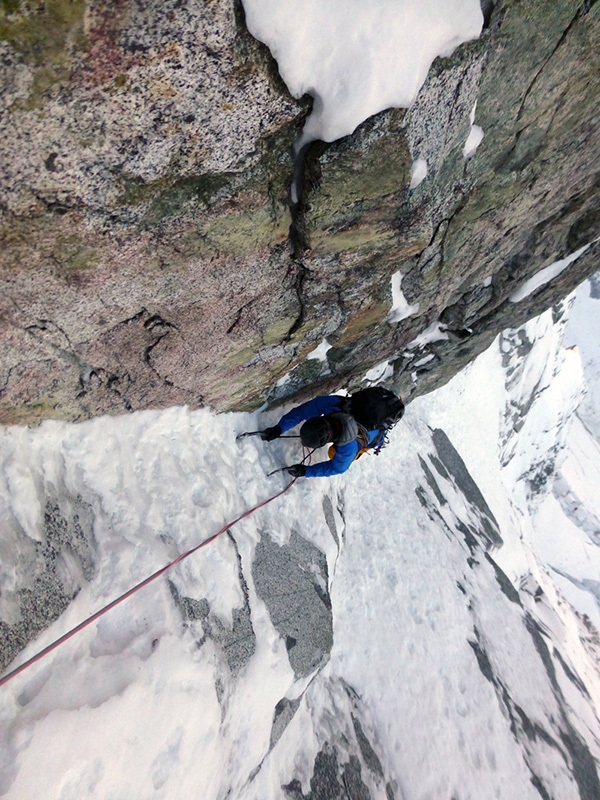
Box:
xmin=348 ymin=387 xmax=405 ymax=433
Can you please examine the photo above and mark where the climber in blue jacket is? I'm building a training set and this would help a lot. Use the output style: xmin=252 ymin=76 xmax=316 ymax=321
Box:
xmin=260 ymin=394 xmax=385 ymax=478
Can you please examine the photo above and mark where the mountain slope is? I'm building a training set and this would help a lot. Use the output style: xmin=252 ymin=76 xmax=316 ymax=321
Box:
xmin=1 ymin=293 xmax=600 ymax=798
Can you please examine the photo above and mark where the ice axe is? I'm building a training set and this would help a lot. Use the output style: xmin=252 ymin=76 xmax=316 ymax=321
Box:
xmin=236 ymin=431 xmax=300 ymax=441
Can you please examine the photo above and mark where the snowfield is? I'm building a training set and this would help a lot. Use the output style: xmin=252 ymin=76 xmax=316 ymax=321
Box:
xmin=241 ymin=0 xmax=483 ymax=143
xmin=1 ymin=285 xmax=600 ymax=799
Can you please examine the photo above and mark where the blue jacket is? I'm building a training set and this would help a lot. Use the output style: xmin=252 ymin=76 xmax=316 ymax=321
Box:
xmin=278 ymin=395 xmax=382 ymax=478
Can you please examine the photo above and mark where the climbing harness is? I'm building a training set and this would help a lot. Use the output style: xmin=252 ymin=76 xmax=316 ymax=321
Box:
xmin=327 ymin=423 xmax=371 ymax=462
xmin=0 ymin=463 xmax=306 ymax=689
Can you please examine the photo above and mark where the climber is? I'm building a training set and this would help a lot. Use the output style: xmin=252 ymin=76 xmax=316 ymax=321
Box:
xmin=260 ymin=387 xmax=404 ymax=478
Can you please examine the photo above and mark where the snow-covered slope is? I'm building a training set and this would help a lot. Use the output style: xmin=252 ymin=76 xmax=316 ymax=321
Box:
xmin=1 ymin=294 xmax=600 ymax=799
xmin=241 ymin=0 xmax=482 ymax=143
xmin=533 ymin=273 xmax=600 ymax=677
xmin=564 ymin=273 xmax=600 ymax=442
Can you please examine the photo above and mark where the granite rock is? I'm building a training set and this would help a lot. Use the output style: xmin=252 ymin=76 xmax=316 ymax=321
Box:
xmin=0 ymin=0 xmax=598 ymax=424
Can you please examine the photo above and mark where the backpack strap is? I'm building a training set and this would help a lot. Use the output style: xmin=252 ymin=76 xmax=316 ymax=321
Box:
xmin=356 ymin=423 xmax=370 ymax=448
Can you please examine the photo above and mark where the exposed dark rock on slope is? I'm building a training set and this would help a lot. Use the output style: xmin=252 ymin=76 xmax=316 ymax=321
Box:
xmin=0 ymin=0 xmax=598 ymax=424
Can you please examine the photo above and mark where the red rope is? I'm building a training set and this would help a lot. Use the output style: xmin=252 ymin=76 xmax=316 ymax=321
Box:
xmin=0 ymin=478 xmax=297 ymax=689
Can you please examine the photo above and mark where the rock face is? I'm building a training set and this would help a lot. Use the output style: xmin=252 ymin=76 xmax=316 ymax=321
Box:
xmin=0 ymin=0 xmax=305 ymax=422
xmin=0 ymin=0 xmax=598 ymax=424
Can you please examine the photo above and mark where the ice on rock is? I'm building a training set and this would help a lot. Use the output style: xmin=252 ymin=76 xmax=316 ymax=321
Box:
xmin=306 ymin=339 xmax=332 ymax=362
xmin=509 ymin=242 xmax=594 ymax=303
xmin=463 ymin=102 xmax=484 ymax=158
xmin=389 ymin=271 xmax=420 ymax=322
xmin=409 ymin=157 xmax=428 ymax=188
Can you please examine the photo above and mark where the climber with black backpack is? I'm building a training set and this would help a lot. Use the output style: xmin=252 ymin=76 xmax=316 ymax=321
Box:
xmin=260 ymin=387 xmax=405 ymax=478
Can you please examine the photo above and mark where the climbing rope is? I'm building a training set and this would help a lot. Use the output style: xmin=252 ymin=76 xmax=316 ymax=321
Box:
xmin=0 ymin=465 xmax=303 ymax=689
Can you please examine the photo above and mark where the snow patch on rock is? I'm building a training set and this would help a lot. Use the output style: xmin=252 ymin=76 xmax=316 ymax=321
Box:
xmin=241 ymin=0 xmax=483 ymax=143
